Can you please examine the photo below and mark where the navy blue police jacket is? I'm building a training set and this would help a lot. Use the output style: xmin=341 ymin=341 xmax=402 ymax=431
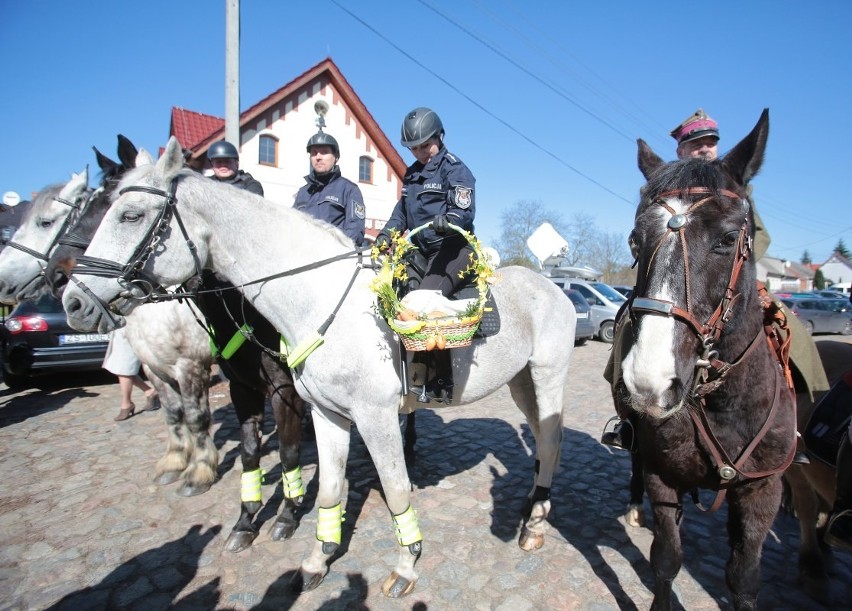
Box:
xmin=380 ymin=147 xmax=475 ymax=255
xmin=293 ymin=166 xmax=366 ymax=247
xmin=214 ymin=170 xmax=264 ymax=196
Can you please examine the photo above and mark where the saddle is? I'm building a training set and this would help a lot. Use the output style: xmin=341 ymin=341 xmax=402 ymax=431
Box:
xmin=803 ymin=371 xmax=852 ymax=467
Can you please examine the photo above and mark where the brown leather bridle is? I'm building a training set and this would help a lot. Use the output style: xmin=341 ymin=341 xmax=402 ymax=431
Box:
xmin=629 ymin=186 xmax=796 ymax=512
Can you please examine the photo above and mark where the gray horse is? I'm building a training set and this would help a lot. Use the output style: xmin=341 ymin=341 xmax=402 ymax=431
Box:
xmin=61 ymin=136 xmax=576 ymax=598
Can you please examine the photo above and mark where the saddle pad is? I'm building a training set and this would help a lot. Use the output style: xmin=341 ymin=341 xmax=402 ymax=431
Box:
xmin=803 ymin=374 xmax=852 ymax=467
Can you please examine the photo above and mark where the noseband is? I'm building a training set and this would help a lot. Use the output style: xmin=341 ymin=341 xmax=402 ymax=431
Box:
xmin=629 ymin=187 xmax=754 ymax=396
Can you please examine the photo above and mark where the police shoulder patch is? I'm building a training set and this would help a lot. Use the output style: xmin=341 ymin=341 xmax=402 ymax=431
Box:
xmin=452 ymin=186 xmax=472 ymax=209
xmin=353 ymin=201 xmax=366 ymax=219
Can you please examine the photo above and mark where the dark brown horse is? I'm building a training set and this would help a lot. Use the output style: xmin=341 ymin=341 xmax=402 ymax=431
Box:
xmin=612 ymin=109 xmax=797 ymax=610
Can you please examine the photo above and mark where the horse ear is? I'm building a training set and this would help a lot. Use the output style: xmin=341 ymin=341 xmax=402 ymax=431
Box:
xmin=155 ymin=137 xmax=184 ymax=182
xmin=93 ymin=146 xmax=119 ymax=174
xmin=116 ymin=134 xmax=139 ymax=168
xmin=63 ymin=167 xmax=89 ymax=195
xmin=135 ymin=148 xmax=155 ymax=167
xmin=637 ymin=139 xmax=664 ymax=180
xmin=721 ymin=108 xmax=769 ymax=186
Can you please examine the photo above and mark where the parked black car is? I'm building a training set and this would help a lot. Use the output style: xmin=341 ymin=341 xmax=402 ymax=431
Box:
xmin=563 ymin=289 xmax=596 ymax=346
xmin=1 ymin=294 xmax=110 ymax=388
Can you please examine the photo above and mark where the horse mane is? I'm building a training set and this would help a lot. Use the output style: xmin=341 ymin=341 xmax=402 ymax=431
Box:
xmin=22 ymin=184 xmax=67 ymax=221
xmin=115 ymin=165 xmax=356 ymax=249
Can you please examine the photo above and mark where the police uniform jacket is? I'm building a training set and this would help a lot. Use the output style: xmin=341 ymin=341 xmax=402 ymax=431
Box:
xmin=214 ymin=170 xmax=264 ymax=196
xmin=294 ymin=166 xmax=366 ymax=247
xmin=381 ymin=147 xmax=475 ymax=255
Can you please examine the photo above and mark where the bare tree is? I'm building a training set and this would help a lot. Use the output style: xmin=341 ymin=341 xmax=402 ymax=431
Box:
xmin=494 ymin=200 xmax=568 ymax=268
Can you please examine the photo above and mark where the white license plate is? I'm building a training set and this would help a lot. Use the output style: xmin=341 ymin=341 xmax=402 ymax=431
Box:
xmin=59 ymin=333 xmax=110 ymax=345
xmin=576 ymin=312 xmax=589 ymax=319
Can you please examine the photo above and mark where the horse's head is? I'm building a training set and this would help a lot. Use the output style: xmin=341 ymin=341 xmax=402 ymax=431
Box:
xmin=45 ymin=135 xmax=144 ymax=296
xmin=62 ymin=136 xmax=206 ymax=333
xmin=0 ymin=169 xmax=90 ymax=305
xmin=620 ymin=109 xmax=769 ymax=418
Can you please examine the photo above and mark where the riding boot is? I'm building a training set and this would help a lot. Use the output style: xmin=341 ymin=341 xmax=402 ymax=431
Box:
xmin=411 ymin=349 xmax=453 ymax=404
xmin=826 ymin=433 xmax=852 ymax=551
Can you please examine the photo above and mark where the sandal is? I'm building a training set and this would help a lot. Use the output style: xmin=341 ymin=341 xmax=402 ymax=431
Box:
xmin=114 ymin=403 xmax=136 ymax=421
xmin=144 ymin=392 xmax=161 ymax=412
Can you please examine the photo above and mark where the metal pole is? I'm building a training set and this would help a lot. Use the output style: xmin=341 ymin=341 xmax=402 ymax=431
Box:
xmin=225 ymin=0 xmax=240 ymax=147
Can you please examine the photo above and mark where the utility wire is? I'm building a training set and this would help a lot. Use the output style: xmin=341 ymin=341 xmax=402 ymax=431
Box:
xmin=417 ymin=0 xmax=636 ymax=144
xmin=330 ymin=0 xmax=633 ymax=206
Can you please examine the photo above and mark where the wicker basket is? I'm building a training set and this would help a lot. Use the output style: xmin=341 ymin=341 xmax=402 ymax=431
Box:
xmin=389 ymin=314 xmax=482 ymax=351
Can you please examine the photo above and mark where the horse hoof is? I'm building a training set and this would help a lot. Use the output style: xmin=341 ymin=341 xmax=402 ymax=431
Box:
xmin=625 ymin=504 xmax=646 ymax=528
xmin=178 ymin=481 xmax=212 ymax=497
xmin=269 ymin=519 xmax=297 ymax=541
xmin=154 ymin=471 xmax=183 ymax=486
xmin=290 ymin=569 xmax=326 ymax=592
xmin=382 ymin=571 xmax=416 ymax=598
xmin=518 ymin=527 xmax=544 ymax=551
xmin=224 ymin=530 xmax=258 ymax=553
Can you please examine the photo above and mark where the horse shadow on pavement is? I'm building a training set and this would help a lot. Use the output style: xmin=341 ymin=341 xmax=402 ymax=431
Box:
xmin=0 ymin=384 xmax=102 ymax=428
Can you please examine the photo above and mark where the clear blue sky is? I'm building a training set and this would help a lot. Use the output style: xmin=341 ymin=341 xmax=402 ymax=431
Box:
xmin=2 ymin=1 xmax=850 ymax=264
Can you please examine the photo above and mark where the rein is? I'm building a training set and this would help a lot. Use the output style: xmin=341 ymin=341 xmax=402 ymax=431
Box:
xmin=69 ymin=176 xmax=372 ymax=363
xmin=631 ymin=186 xmax=795 ymax=512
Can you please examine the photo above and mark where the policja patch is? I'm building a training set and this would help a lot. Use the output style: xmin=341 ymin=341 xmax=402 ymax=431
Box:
xmin=354 ymin=201 xmax=365 ymax=219
xmin=452 ymin=186 xmax=472 ymax=209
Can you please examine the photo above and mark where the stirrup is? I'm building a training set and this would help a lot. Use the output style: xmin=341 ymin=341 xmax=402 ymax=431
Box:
xmin=825 ymin=509 xmax=852 ymax=551
xmin=600 ymin=416 xmax=635 ymax=452
xmin=410 ymin=378 xmax=453 ymax=404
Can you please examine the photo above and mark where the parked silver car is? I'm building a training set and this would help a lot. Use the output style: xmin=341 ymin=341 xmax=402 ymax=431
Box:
xmin=549 ymin=277 xmax=625 ymax=343
xmin=562 ymin=289 xmax=595 ymax=346
xmin=779 ymin=297 xmax=852 ymax=335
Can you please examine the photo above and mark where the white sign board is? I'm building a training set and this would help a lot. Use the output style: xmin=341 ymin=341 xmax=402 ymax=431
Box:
xmin=526 ymin=222 xmax=569 ymax=269
xmin=2 ymin=191 xmax=21 ymax=207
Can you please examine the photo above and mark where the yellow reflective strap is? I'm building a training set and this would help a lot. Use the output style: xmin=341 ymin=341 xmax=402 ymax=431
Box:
xmin=286 ymin=332 xmax=325 ymax=369
xmin=316 ymin=503 xmax=344 ymax=544
xmin=282 ymin=466 xmax=306 ymax=499
xmin=208 ymin=325 xmax=219 ymax=358
xmin=279 ymin=335 xmax=290 ymax=361
xmin=221 ymin=324 xmax=253 ymax=360
xmin=240 ymin=468 xmax=263 ymax=503
xmin=392 ymin=505 xmax=422 ymax=546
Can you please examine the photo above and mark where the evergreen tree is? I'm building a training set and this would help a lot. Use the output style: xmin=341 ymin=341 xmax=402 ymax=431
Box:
xmin=800 ymin=250 xmax=812 ymax=265
xmin=813 ymin=268 xmax=825 ymax=289
xmin=834 ymin=238 xmax=851 ymax=259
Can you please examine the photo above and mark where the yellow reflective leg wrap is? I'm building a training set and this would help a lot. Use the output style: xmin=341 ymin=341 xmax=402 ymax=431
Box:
xmin=393 ymin=505 xmax=422 ymax=546
xmin=240 ymin=468 xmax=263 ymax=503
xmin=282 ymin=466 xmax=306 ymax=500
xmin=316 ymin=503 xmax=344 ymax=545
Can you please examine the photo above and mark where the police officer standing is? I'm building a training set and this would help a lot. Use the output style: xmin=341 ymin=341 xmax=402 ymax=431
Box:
xmin=293 ymin=130 xmax=366 ymax=246
xmin=376 ymin=107 xmax=477 ymax=403
xmin=207 ymin=141 xmax=264 ymax=196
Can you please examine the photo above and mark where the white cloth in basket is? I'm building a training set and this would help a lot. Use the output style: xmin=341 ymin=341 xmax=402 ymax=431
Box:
xmin=400 ymin=290 xmax=476 ymax=319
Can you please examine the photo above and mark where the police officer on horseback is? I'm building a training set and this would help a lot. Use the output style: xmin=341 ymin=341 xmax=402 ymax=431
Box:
xmin=207 ymin=141 xmax=264 ymax=196
xmin=375 ymin=107 xmax=477 ymax=403
xmin=294 ymin=130 xmax=366 ymax=246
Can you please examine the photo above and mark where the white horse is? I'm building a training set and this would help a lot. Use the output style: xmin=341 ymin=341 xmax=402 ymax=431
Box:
xmin=62 ymin=136 xmax=576 ymax=597
xmin=0 ymin=148 xmax=217 ymax=497
xmin=0 ymin=170 xmax=90 ymax=304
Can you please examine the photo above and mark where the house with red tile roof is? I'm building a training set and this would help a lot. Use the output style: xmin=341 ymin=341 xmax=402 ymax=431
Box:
xmin=169 ymin=57 xmax=405 ymax=240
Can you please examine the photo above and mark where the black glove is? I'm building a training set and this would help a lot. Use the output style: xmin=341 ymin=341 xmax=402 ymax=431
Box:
xmin=433 ymin=214 xmax=449 ymax=234
xmin=375 ymin=233 xmax=391 ymax=252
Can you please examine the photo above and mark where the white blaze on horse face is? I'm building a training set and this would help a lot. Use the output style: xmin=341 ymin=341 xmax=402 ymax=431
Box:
xmin=622 ymin=198 xmax=688 ymax=414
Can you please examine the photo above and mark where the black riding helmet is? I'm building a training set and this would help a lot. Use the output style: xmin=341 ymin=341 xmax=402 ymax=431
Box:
xmin=207 ymin=140 xmax=240 ymax=160
xmin=306 ymin=132 xmax=340 ymax=158
xmin=400 ymin=107 xmax=444 ymax=148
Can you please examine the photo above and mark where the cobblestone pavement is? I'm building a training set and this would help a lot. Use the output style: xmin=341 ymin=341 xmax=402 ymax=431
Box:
xmin=1 ymin=337 xmax=850 ymax=610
